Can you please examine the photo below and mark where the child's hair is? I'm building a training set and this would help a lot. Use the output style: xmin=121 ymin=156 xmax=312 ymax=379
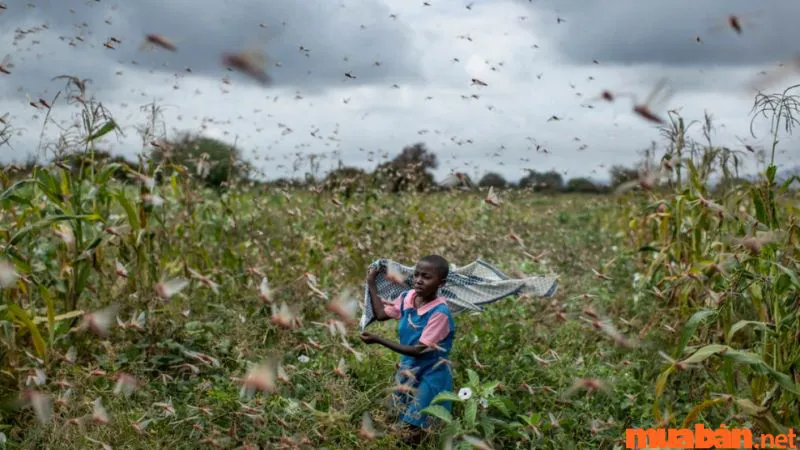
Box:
xmin=419 ymin=254 xmax=450 ymax=280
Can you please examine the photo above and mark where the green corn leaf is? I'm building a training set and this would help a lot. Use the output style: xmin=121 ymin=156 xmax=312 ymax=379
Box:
xmin=682 ymin=344 xmax=728 ymax=365
xmin=677 ymin=309 xmax=717 ymax=357
xmin=114 ymin=190 xmax=140 ymax=232
xmin=7 ymin=303 xmax=47 ymax=359
xmin=86 ymin=120 xmax=118 ymax=143
xmin=0 ymin=178 xmax=35 ymax=202
xmin=727 ymin=320 xmax=770 ymax=342
xmin=7 ymin=214 xmax=98 ymax=247
xmin=97 ymin=163 xmax=122 ymax=185
xmin=39 ymin=285 xmax=56 ymax=345
xmin=681 ymin=397 xmax=727 ymax=428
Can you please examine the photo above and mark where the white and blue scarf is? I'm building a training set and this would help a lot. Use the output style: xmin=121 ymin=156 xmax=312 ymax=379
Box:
xmin=360 ymin=258 xmax=559 ymax=331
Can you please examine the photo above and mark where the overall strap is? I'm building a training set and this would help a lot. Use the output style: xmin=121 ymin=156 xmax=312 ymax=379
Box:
xmin=398 ymin=289 xmax=412 ymax=314
xmin=433 ymin=302 xmax=452 ymax=316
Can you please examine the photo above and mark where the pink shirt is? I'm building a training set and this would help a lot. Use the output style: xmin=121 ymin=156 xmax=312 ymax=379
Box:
xmin=383 ymin=291 xmax=451 ymax=347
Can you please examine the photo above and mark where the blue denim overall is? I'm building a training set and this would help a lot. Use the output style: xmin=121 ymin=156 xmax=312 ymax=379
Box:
xmin=392 ymin=290 xmax=455 ymax=428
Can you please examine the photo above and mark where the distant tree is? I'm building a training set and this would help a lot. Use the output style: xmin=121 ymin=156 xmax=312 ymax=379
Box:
xmin=478 ymin=172 xmax=507 ymax=188
xmin=608 ymin=164 xmax=640 ymax=189
xmin=565 ymin=177 xmax=604 ymax=193
xmin=268 ymin=177 xmax=305 ymax=189
xmin=391 ymin=142 xmax=438 ymax=168
xmin=373 ymin=142 xmax=438 ymax=193
xmin=150 ymin=132 xmax=250 ymax=188
xmin=438 ymin=172 xmax=475 ymax=190
xmin=518 ymin=170 xmax=564 ymax=192
xmin=322 ymin=165 xmax=370 ymax=198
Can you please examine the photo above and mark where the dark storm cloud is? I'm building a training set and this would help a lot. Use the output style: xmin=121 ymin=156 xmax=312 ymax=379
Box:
xmin=527 ymin=0 xmax=799 ymax=67
xmin=0 ymin=0 xmax=422 ymax=96
xmin=0 ymin=1 xmax=121 ymax=98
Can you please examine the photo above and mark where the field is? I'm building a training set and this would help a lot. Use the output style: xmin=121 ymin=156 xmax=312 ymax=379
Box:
xmin=1 ymin=88 xmax=799 ymax=450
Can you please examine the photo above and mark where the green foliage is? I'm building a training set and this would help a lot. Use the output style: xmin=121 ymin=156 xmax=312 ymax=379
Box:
xmin=565 ymin=177 xmax=606 ymax=194
xmin=321 ymin=165 xmax=371 ymax=198
xmin=618 ymin=105 xmax=800 ymax=438
xmin=372 ymin=142 xmax=438 ymax=193
xmin=0 ymin=156 xmax=635 ymax=448
xmin=478 ymin=172 xmax=507 ymax=188
xmin=54 ymin=150 xmax=137 ymax=183
xmin=150 ymin=132 xmax=250 ymax=188
xmin=608 ymin=164 xmax=640 ymax=189
xmin=518 ymin=170 xmax=564 ymax=192
xmin=421 ymin=369 xmax=512 ymax=446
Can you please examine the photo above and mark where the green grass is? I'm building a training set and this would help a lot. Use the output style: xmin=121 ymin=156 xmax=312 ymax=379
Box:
xmin=2 ymin=172 xmax=798 ymax=449
xmin=1 ymin=184 xmax=671 ymax=450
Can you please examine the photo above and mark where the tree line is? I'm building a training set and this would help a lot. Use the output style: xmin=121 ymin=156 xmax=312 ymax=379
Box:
xmin=1 ymin=132 xmax=753 ymax=195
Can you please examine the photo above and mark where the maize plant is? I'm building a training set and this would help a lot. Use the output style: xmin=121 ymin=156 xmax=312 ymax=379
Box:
xmin=617 ymin=97 xmax=800 ymax=436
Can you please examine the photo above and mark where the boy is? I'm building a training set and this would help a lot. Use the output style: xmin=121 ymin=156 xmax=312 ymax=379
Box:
xmin=360 ymin=255 xmax=455 ymax=446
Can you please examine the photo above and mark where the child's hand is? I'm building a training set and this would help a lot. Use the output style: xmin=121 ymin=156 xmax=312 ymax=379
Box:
xmin=367 ymin=266 xmax=383 ymax=282
xmin=360 ymin=332 xmax=379 ymax=344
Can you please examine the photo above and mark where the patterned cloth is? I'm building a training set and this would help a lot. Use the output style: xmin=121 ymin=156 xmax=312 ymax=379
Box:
xmin=360 ymin=258 xmax=559 ymax=331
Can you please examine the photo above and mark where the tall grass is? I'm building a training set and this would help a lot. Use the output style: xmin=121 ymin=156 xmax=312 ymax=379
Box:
xmin=0 ymin=77 xmax=797 ymax=449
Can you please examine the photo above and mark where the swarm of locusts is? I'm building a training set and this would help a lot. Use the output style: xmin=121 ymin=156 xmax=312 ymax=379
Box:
xmin=0 ymin=3 xmax=798 ymax=449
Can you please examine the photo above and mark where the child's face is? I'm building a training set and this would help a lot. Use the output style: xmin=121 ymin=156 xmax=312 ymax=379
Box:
xmin=412 ymin=261 xmax=445 ymax=299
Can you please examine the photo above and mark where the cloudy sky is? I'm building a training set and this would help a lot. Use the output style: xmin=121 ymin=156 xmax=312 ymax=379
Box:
xmin=1 ymin=0 xmax=799 ymax=184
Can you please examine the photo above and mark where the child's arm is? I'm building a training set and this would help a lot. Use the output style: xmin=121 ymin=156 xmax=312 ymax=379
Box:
xmin=361 ymin=312 xmax=450 ymax=357
xmin=361 ymin=332 xmax=427 ymax=357
xmin=367 ymin=267 xmax=390 ymax=321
